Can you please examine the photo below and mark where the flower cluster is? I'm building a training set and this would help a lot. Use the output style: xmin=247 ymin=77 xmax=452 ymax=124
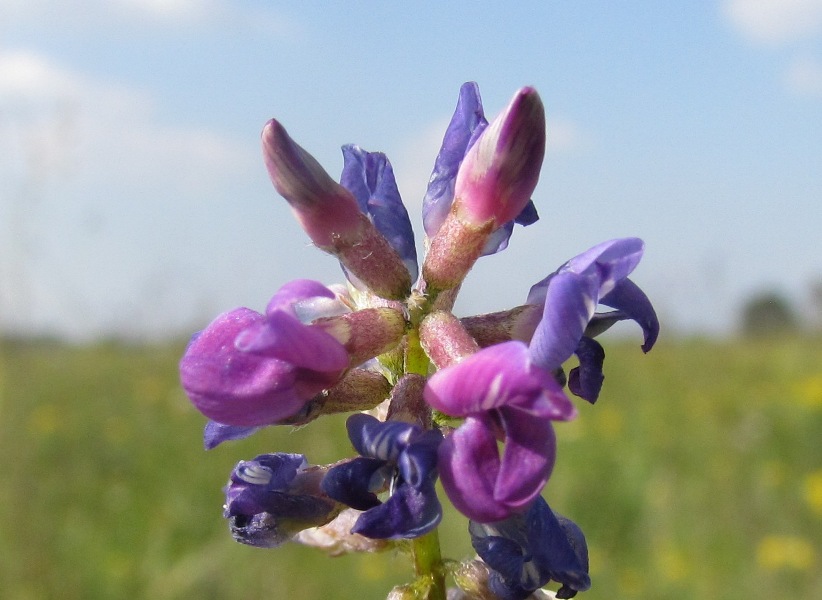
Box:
xmin=180 ymin=82 xmax=659 ymax=599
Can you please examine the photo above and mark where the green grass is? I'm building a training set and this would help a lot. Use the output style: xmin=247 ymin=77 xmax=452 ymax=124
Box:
xmin=1 ymin=335 xmax=820 ymax=599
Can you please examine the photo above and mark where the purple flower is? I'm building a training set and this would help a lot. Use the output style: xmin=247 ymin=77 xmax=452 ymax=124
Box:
xmin=224 ymin=453 xmax=341 ymax=548
xmin=423 ymin=341 xmax=576 ymax=523
xmin=453 ymin=86 xmax=545 ymax=231
xmin=339 ymin=145 xmax=418 ymax=283
xmin=422 ymin=86 xmax=546 ymax=294
xmin=527 ymin=238 xmax=659 ymax=402
xmin=262 ymin=120 xmax=411 ymax=299
xmin=179 ymin=280 xmax=350 ymax=429
xmin=321 ymin=413 xmax=443 ymax=539
xmin=422 ymin=82 xmax=488 ymax=239
xmin=422 ymin=82 xmax=538 ymax=256
xmin=262 ymin=119 xmax=364 ymax=248
xmin=469 ymin=496 xmax=590 ymax=599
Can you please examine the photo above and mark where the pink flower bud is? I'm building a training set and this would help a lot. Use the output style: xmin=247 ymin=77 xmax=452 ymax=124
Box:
xmin=262 ymin=120 xmax=412 ymax=299
xmin=454 ymin=87 xmax=546 ymax=227
xmin=262 ymin=119 xmax=363 ymax=248
xmin=421 ymin=88 xmax=545 ymax=294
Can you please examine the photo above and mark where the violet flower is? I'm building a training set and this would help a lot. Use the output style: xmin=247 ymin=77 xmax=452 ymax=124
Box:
xmin=422 ymin=82 xmax=538 ymax=256
xmin=224 ymin=453 xmax=341 ymax=548
xmin=423 ymin=341 xmax=576 ymax=523
xmin=423 ymin=85 xmax=545 ymax=293
xmin=527 ymin=237 xmax=659 ymax=402
xmin=180 ymin=280 xmax=350 ymax=429
xmin=469 ymin=496 xmax=590 ymax=599
xmin=321 ymin=413 xmax=443 ymax=539
xmin=262 ymin=120 xmax=411 ymax=299
xmin=339 ymin=144 xmax=418 ymax=283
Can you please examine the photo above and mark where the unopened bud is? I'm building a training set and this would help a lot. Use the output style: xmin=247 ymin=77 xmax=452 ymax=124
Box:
xmin=262 ymin=120 xmax=411 ymax=299
xmin=422 ymin=88 xmax=545 ymax=294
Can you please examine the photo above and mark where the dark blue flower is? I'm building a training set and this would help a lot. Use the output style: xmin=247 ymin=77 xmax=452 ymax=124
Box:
xmin=339 ymin=144 xmax=418 ymax=282
xmin=321 ymin=413 xmax=443 ymax=539
xmin=224 ymin=453 xmax=341 ymax=548
xmin=469 ymin=496 xmax=590 ymax=599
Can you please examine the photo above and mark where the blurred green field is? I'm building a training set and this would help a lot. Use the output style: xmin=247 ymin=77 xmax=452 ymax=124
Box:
xmin=1 ymin=335 xmax=820 ymax=599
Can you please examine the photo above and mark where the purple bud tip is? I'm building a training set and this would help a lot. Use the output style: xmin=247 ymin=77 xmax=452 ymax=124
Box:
xmin=454 ymin=87 xmax=546 ymax=227
xmin=261 ymin=119 xmax=362 ymax=247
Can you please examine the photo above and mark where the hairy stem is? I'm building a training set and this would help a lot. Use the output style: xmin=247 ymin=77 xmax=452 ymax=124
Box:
xmin=404 ymin=304 xmax=446 ymax=600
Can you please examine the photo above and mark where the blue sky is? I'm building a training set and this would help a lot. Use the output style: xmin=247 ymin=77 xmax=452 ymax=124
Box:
xmin=1 ymin=1 xmax=821 ymax=340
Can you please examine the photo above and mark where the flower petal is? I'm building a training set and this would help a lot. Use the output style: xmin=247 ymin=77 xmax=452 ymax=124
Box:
xmin=346 ymin=413 xmax=416 ymax=462
xmin=265 ymin=279 xmax=337 ymax=316
xmin=203 ymin=421 xmax=259 ymax=449
xmin=529 ymin=270 xmax=598 ymax=370
xmin=567 ymin=337 xmax=605 ymax=403
xmin=351 ymin=481 xmax=442 ymax=539
xmin=340 ymin=145 xmax=418 ymax=281
xmin=528 ymin=502 xmax=591 ymax=596
xmin=423 ymin=82 xmax=487 ymax=238
xmin=179 ymin=308 xmax=309 ymax=426
xmin=397 ymin=429 xmax=443 ymax=488
xmin=494 ymin=407 xmax=556 ymax=510
xmin=235 ymin=309 xmax=349 ymax=373
xmin=320 ymin=456 xmax=385 ymax=511
xmin=425 ymin=341 xmax=532 ymax=414
xmin=438 ymin=416 xmax=511 ymax=522
xmin=599 ymin=277 xmax=659 ymax=352
xmin=529 ymin=238 xmax=647 ymax=371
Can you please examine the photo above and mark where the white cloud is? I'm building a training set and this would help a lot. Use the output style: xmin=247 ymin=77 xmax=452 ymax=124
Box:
xmin=0 ymin=0 xmax=296 ymax=34
xmin=723 ymin=0 xmax=822 ymax=44
xmin=0 ymin=50 xmax=251 ymax=185
xmin=113 ymin=0 xmax=213 ymax=22
xmin=0 ymin=51 xmax=82 ymax=99
xmin=784 ymin=55 xmax=822 ymax=96
xmin=0 ymin=50 xmax=259 ymax=339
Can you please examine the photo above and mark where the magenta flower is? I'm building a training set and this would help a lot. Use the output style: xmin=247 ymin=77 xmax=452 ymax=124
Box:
xmin=180 ymin=280 xmax=350 ymax=428
xmin=453 ymin=86 xmax=545 ymax=229
xmin=422 ymin=82 xmax=539 ymax=256
xmin=424 ymin=341 xmax=576 ymax=523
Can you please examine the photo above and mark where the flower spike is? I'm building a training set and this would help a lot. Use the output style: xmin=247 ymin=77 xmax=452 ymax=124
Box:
xmin=182 ymin=83 xmax=661 ymax=600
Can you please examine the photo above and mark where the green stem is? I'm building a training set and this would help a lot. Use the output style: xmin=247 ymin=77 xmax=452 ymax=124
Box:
xmin=404 ymin=299 xmax=446 ymax=600
xmin=411 ymin=528 xmax=446 ymax=600
xmin=405 ymin=327 xmax=429 ymax=377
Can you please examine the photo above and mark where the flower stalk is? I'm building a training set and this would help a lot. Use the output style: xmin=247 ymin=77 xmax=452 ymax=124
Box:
xmin=411 ymin=528 xmax=446 ymax=600
xmin=180 ymin=81 xmax=660 ymax=600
